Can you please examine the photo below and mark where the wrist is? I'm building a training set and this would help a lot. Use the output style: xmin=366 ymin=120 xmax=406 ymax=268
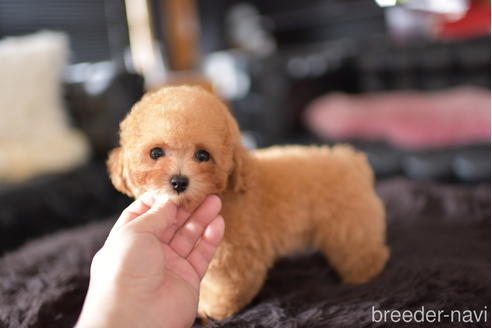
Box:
xmin=76 ymin=283 xmax=153 ymax=328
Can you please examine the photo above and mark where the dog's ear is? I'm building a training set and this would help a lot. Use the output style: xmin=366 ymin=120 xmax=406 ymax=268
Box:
xmin=107 ymin=147 xmax=133 ymax=197
xmin=222 ymin=101 xmax=252 ymax=193
xmin=230 ymin=144 xmax=251 ymax=193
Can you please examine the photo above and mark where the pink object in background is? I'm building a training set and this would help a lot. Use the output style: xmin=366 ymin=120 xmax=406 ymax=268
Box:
xmin=304 ymin=87 xmax=491 ymax=150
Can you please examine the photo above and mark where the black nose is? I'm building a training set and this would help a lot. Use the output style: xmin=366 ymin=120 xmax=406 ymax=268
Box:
xmin=170 ymin=175 xmax=189 ymax=193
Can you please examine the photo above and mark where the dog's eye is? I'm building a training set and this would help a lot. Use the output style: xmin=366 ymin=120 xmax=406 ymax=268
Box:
xmin=195 ymin=149 xmax=210 ymax=162
xmin=150 ymin=147 xmax=165 ymax=160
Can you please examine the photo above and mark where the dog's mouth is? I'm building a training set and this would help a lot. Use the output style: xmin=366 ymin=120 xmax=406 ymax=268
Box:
xmin=152 ymin=188 xmax=201 ymax=212
xmin=165 ymin=189 xmax=187 ymax=200
xmin=148 ymin=178 xmax=208 ymax=212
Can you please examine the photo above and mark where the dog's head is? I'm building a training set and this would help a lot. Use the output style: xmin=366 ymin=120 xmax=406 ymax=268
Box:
xmin=107 ymin=86 xmax=249 ymax=210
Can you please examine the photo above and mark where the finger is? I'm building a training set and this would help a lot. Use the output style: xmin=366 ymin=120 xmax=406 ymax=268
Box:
xmin=128 ymin=196 xmax=177 ymax=240
xmin=169 ymin=195 xmax=222 ymax=257
xmin=160 ymin=207 xmax=194 ymax=243
xmin=187 ymin=215 xmax=225 ymax=278
xmin=110 ymin=191 xmax=155 ymax=235
xmin=159 ymin=201 xmax=195 ymax=243
xmin=175 ymin=207 xmax=192 ymax=227
xmin=203 ymin=214 xmax=225 ymax=246
xmin=161 ymin=222 xmax=179 ymax=244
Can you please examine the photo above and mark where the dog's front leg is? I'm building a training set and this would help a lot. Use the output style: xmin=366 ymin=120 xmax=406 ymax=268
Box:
xmin=197 ymin=249 xmax=269 ymax=321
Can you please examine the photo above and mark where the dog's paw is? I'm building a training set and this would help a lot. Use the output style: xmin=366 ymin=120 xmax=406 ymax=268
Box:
xmin=342 ymin=245 xmax=390 ymax=284
xmin=198 ymin=305 xmax=236 ymax=322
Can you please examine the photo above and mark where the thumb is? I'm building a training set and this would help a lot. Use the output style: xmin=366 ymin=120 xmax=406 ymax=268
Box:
xmin=128 ymin=196 xmax=178 ymax=239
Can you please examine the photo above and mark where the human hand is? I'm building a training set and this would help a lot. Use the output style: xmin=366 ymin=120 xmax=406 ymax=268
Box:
xmin=76 ymin=193 xmax=224 ymax=328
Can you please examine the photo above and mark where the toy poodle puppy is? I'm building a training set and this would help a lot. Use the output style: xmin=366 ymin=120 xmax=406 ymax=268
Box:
xmin=107 ymin=86 xmax=390 ymax=320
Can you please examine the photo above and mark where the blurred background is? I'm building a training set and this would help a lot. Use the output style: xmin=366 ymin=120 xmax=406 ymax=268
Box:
xmin=0 ymin=0 xmax=490 ymax=253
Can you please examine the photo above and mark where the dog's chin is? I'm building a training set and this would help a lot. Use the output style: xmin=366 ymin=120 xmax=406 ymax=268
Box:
xmin=153 ymin=190 xmax=206 ymax=212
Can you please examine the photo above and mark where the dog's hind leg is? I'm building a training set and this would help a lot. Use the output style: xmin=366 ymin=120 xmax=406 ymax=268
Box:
xmin=313 ymin=193 xmax=390 ymax=284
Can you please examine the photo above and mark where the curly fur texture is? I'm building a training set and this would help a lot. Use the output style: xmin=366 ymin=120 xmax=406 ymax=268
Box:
xmin=107 ymin=86 xmax=390 ymax=320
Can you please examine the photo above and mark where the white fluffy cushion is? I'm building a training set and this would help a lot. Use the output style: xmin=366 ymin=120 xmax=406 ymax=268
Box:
xmin=0 ymin=31 xmax=89 ymax=182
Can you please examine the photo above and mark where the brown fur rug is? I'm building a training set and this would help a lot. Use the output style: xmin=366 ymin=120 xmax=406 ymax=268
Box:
xmin=0 ymin=178 xmax=489 ymax=327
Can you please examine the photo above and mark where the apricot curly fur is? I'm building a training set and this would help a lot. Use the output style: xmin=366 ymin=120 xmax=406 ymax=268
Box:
xmin=107 ymin=86 xmax=390 ymax=320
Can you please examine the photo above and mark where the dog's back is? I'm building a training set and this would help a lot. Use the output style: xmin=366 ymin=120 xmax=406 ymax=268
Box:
xmin=252 ymin=144 xmax=374 ymax=189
